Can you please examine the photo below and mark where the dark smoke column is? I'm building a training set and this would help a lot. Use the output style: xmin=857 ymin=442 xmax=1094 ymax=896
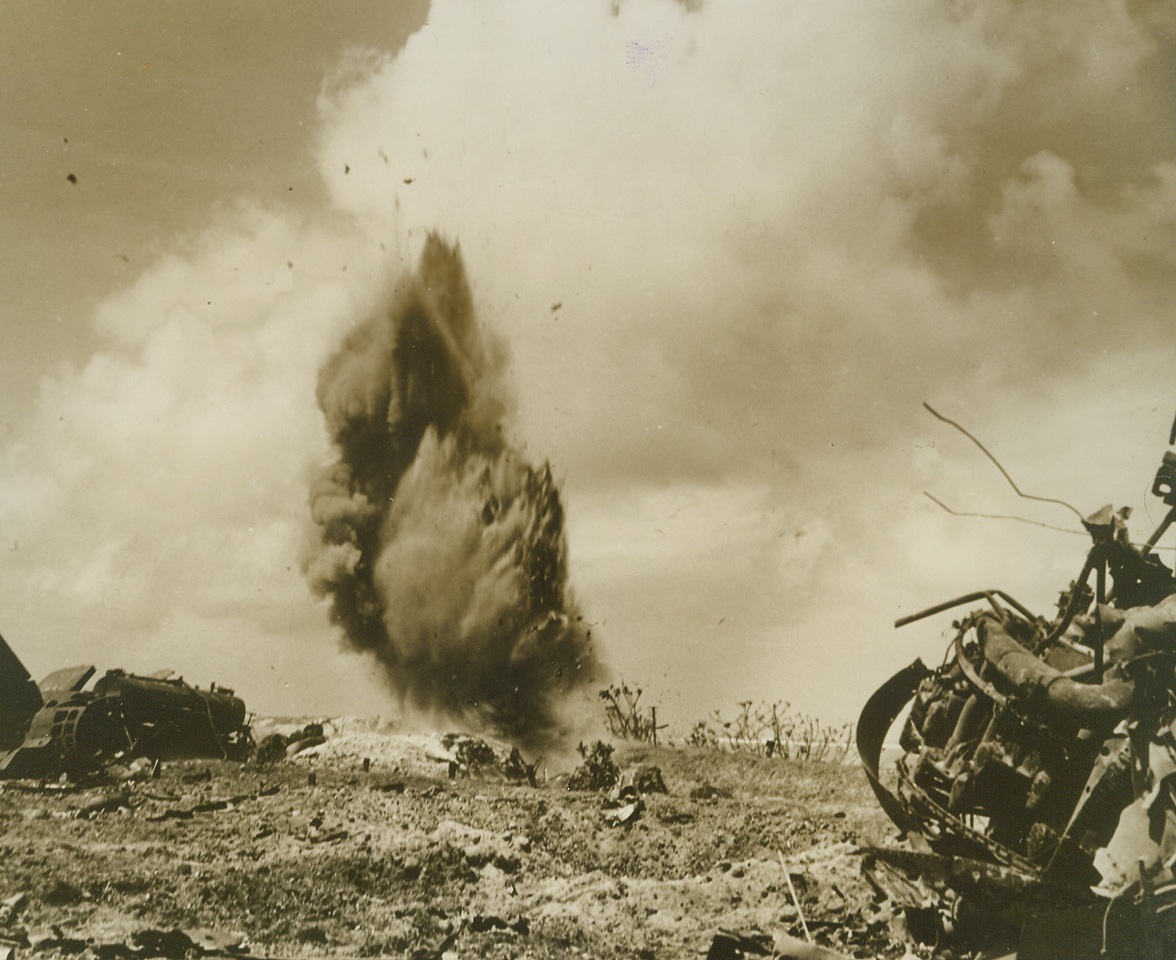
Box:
xmin=305 ymin=235 xmax=601 ymax=745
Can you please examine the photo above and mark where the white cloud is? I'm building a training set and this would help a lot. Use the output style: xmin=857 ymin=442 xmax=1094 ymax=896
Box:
xmin=309 ymin=0 xmax=1175 ymax=721
xmin=0 ymin=208 xmax=397 ymax=711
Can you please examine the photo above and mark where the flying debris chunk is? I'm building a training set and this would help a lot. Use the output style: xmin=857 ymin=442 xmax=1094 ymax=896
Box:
xmin=860 ymin=402 xmax=1176 ymax=958
xmin=0 ymin=632 xmax=254 ymax=781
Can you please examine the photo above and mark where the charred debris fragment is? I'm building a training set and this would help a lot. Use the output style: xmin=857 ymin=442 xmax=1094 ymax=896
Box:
xmin=0 ymin=635 xmax=253 ymax=781
xmin=859 ymin=405 xmax=1176 ymax=958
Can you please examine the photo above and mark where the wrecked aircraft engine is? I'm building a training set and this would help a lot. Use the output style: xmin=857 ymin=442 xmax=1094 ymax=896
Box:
xmin=859 ymin=413 xmax=1176 ymax=958
xmin=0 ymin=632 xmax=253 ymax=780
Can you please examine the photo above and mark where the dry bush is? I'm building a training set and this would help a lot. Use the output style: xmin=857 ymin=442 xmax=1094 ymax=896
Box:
xmin=686 ymin=700 xmax=854 ymax=764
xmin=599 ymin=682 xmax=665 ymax=744
xmin=567 ymin=740 xmax=620 ymax=792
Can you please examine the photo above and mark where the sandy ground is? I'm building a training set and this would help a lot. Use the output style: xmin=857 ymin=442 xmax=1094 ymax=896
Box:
xmin=0 ymin=720 xmax=906 ymax=959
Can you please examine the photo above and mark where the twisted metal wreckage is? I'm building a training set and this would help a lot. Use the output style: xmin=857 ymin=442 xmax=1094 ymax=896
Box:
xmin=0 ymin=638 xmax=253 ymax=780
xmin=858 ymin=406 xmax=1176 ymax=959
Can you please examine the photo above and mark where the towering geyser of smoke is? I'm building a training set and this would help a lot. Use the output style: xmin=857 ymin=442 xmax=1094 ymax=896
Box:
xmin=306 ymin=236 xmax=600 ymax=744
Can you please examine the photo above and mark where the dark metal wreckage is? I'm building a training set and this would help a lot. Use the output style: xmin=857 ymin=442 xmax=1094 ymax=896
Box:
xmin=859 ymin=406 xmax=1176 ymax=959
xmin=0 ymin=634 xmax=252 ymax=780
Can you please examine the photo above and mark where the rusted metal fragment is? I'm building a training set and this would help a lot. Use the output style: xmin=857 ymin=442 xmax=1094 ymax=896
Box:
xmin=38 ymin=666 xmax=96 ymax=695
xmin=771 ymin=933 xmax=852 ymax=959
xmin=0 ymin=633 xmax=42 ymax=748
xmin=865 ymin=846 xmax=1042 ymax=902
xmin=855 ymin=658 xmax=929 ymax=836
xmin=1093 ymin=797 xmax=1158 ymax=896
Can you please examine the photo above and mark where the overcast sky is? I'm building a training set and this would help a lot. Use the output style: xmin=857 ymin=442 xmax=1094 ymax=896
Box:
xmin=1 ymin=0 xmax=1175 ymax=733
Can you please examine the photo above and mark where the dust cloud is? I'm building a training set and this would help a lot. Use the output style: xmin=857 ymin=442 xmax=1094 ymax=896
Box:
xmin=306 ymin=235 xmax=601 ymax=745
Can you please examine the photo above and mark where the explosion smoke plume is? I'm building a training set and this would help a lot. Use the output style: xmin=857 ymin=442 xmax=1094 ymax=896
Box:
xmin=306 ymin=236 xmax=600 ymax=744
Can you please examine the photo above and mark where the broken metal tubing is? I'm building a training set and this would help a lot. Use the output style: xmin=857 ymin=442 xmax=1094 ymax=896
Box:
xmin=979 ymin=619 xmax=1133 ymax=725
xmin=894 ymin=590 xmax=1036 ymax=629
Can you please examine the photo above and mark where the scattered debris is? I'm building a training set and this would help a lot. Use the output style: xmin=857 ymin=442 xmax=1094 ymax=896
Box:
xmin=690 ymin=783 xmax=733 ymax=801
xmin=467 ymin=913 xmax=529 ymax=935
xmin=128 ymin=927 xmax=248 ymax=958
xmin=131 ymin=928 xmax=199 ymax=959
xmin=142 ymin=784 xmax=277 ymax=823
xmin=0 ymin=893 xmax=28 ymax=928
xmin=778 ymin=856 xmax=811 ymax=944
xmin=294 ymin=925 xmax=327 ymax=945
xmin=42 ymin=881 xmax=84 ymax=907
xmin=706 ymin=929 xmax=773 ymax=959
xmin=603 ymin=797 xmax=644 ymax=827
xmin=284 ymin=723 xmax=326 ymax=758
xmin=28 ymin=928 xmax=87 ymax=954
xmin=179 ymin=769 xmax=211 ymax=785
xmin=75 ymin=792 xmax=131 ymax=820
xmin=105 ymin=758 xmax=155 ymax=783
xmin=628 ymin=764 xmax=667 ymax=794
xmin=2 ymin=926 xmax=252 ymax=960
xmin=425 ymin=735 xmax=541 ymax=785
xmin=253 ymin=735 xmax=287 ymax=768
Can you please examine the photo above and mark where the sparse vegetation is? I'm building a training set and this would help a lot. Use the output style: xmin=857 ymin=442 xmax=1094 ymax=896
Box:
xmin=686 ymin=701 xmax=854 ymax=763
xmin=598 ymin=687 xmax=855 ymax=765
xmin=599 ymin=681 xmax=664 ymax=744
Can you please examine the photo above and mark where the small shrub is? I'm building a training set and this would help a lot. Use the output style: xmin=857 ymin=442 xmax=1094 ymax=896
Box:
xmin=686 ymin=721 xmax=719 ymax=750
xmin=567 ymin=741 xmax=619 ymax=792
xmin=442 ymin=734 xmax=498 ymax=771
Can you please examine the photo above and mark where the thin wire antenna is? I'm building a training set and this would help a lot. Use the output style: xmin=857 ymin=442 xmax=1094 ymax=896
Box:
xmin=923 ymin=492 xmax=1085 ymax=535
xmin=924 ymin=491 xmax=1176 ymax=553
xmin=923 ymin=402 xmax=1085 ymax=521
